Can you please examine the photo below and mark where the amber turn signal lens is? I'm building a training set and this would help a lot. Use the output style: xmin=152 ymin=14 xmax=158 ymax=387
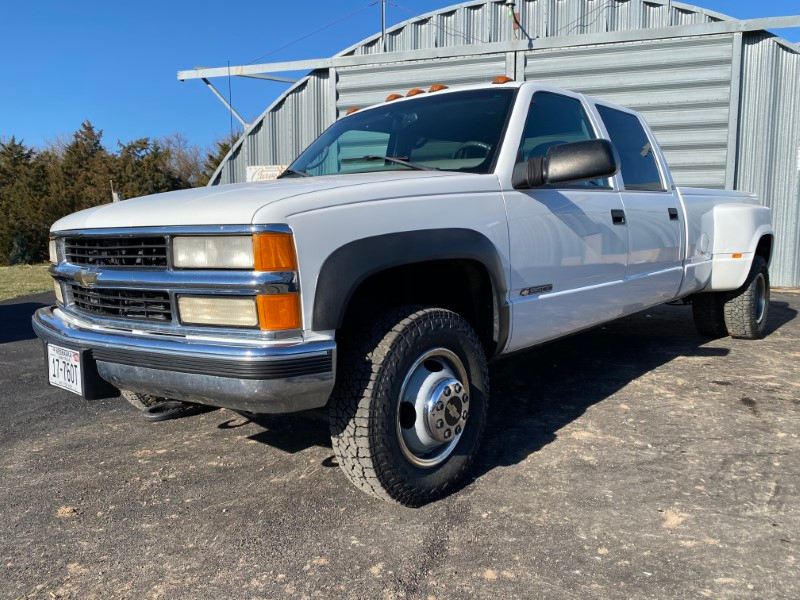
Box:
xmin=258 ymin=294 xmax=301 ymax=331
xmin=253 ymin=233 xmax=297 ymax=271
xmin=406 ymin=88 xmax=425 ymax=97
xmin=429 ymin=84 xmax=449 ymax=92
xmin=346 ymin=107 xmax=360 ymax=115
xmin=732 ymin=253 xmax=743 ymax=259
xmin=492 ymin=76 xmax=513 ymax=84
xmin=386 ymin=93 xmax=403 ymax=102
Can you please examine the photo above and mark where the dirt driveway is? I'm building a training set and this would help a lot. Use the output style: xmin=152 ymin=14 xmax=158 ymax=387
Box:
xmin=1 ymin=292 xmax=798 ymax=599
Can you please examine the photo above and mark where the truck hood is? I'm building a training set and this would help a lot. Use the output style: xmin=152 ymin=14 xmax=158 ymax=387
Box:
xmin=51 ymin=171 xmax=471 ymax=231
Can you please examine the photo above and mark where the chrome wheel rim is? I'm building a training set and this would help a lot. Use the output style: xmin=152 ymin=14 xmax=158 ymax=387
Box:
xmin=755 ymin=273 xmax=767 ymax=324
xmin=396 ymin=348 xmax=470 ymax=469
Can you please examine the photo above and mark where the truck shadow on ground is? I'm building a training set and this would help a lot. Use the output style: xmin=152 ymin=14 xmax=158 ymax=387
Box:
xmin=226 ymin=301 xmax=797 ymax=489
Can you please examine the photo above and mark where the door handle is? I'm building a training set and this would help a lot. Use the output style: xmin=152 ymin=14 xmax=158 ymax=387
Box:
xmin=668 ymin=208 xmax=679 ymax=221
xmin=611 ymin=209 xmax=626 ymax=225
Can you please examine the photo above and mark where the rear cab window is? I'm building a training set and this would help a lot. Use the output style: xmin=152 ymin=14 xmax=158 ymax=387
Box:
xmin=596 ymin=105 xmax=665 ymax=191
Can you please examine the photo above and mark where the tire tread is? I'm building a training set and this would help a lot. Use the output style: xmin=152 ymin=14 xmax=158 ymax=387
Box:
xmin=329 ymin=306 xmax=488 ymax=506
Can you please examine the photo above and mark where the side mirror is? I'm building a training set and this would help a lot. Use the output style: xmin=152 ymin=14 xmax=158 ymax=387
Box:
xmin=512 ymin=139 xmax=620 ymax=189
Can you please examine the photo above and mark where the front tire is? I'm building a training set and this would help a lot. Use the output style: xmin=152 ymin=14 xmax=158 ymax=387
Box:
xmin=724 ymin=256 xmax=770 ymax=340
xmin=329 ymin=307 xmax=489 ymax=506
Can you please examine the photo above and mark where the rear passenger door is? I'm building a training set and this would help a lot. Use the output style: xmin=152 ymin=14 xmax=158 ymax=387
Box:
xmin=595 ymin=105 xmax=684 ymax=312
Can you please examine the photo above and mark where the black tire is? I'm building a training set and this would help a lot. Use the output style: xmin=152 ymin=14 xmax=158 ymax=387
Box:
xmin=692 ymin=292 xmax=728 ymax=338
xmin=121 ymin=389 xmax=169 ymax=411
xmin=329 ymin=306 xmax=489 ymax=506
xmin=724 ymin=256 xmax=770 ymax=340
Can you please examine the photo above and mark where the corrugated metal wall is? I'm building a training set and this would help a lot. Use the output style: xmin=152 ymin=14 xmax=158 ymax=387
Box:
xmin=337 ymin=53 xmax=510 ymax=111
xmin=210 ymin=0 xmax=800 ymax=286
xmin=214 ymin=71 xmax=334 ymax=185
xmin=737 ymin=32 xmax=800 ymax=288
xmin=522 ymin=34 xmax=735 ymax=188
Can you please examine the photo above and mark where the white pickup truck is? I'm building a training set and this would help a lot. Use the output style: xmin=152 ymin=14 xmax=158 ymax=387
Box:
xmin=34 ymin=80 xmax=774 ymax=506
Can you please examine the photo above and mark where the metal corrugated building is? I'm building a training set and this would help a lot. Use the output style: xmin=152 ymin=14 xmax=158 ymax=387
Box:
xmin=207 ymin=0 xmax=800 ymax=287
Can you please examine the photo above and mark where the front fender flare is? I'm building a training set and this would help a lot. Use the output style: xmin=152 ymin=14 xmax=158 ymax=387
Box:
xmin=311 ymin=229 xmax=509 ymax=351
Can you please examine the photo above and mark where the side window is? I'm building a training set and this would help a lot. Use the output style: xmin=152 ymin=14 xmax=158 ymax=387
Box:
xmin=518 ymin=92 xmax=603 ymax=188
xmin=596 ymin=106 xmax=664 ymax=191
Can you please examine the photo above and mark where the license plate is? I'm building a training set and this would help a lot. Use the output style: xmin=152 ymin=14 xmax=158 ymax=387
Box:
xmin=47 ymin=344 xmax=83 ymax=396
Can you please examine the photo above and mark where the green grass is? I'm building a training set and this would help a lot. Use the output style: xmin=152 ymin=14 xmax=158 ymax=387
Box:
xmin=0 ymin=264 xmax=53 ymax=301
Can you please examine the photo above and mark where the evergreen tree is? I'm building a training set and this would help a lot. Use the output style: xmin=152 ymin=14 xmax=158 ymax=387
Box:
xmin=0 ymin=122 xmax=215 ymax=265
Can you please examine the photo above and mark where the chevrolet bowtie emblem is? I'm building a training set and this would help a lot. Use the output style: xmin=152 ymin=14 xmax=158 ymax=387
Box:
xmin=74 ymin=270 xmax=99 ymax=287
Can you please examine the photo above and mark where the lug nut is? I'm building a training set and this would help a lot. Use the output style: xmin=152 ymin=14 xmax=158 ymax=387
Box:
xmin=455 ymin=425 xmax=462 ymax=435
xmin=462 ymin=410 xmax=468 ymax=420
xmin=436 ymin=419 xmax=444 ymax=429
xmin=462 ymin=394 xmax=468 ymax=403
xmin=444 ymin=429 xmax=452 ymax=439
xmin=435 ymin=401 xmax=444 ymax=411
xmin=444 ymin=387 xmax=451 ymax=397
xmin=454 ymin=383 xmax=462 ymax=393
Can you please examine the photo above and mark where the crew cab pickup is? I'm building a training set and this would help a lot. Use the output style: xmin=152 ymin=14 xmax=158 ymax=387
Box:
xmin=33 ymin=81 xmax=774 ymax=506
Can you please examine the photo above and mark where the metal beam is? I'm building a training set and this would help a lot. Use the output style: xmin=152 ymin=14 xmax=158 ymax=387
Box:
xmin=239 ymin=74 xmax=299 ymax=83
xmin=177 ymin=15 xmax=800 ymax=81
xmin=201 ymin=78 xmax=248 ymax=127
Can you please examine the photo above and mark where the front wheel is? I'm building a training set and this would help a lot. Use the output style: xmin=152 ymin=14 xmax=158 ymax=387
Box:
xmin=329 ymin=307 xmax=489 ymax=506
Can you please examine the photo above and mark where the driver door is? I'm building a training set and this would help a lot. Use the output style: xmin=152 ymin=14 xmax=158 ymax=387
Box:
xmin=503 ymin=91 xmax=628 ymax=352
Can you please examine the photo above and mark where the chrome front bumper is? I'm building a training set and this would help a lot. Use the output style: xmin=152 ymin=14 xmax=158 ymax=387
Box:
xmin=32 ymin=306 xmax=336 ymax=414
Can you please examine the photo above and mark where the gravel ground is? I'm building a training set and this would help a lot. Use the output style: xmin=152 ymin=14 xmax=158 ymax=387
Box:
xmin=1 ymin=292 xmax=798 ymax=599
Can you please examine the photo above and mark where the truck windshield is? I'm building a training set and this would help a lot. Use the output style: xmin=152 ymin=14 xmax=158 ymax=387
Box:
xmin=285 ymin=89 xmax=516 ymax=177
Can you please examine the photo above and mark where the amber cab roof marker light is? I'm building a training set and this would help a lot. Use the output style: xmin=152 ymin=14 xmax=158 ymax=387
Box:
xmin=406 ymin=88 xmax=425 ymax=97
xmin=429 ymin=84 xmax=449 ymax=92
xmin=492 ymin=76 xmax=514 ymax=84
xmin=345 ymin=107 xmax=361 ymax=115
xmin=385 ymin=93 xmax=403 ymax=102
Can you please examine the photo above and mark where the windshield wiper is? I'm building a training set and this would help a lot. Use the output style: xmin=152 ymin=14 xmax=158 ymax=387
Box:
xmin=340 ymin=155 xmax=438 ymax=171
xmin=277 ymin=168 xmax=311 ymax=178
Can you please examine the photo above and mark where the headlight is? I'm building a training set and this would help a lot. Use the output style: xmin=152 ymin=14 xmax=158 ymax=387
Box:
xmin=49 ymin=239 xmax=58 ymax=264
xmin=178 ymin=296 xmax=259 ymax=327
xmin=172 ymin=233 xmax=297 ymax=271
xmin=173 ymin=236 xmax=254 ymax=269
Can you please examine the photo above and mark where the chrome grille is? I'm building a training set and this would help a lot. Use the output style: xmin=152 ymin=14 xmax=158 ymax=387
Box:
xmin=64 ymin=236 xmax=168 ymax=268
xmin=68 ymin=284 xmax=172 ymax=323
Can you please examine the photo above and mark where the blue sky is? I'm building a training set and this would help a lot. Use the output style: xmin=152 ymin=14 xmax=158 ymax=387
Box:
xmin=1 ymin=0 xmax=798 ymax=151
